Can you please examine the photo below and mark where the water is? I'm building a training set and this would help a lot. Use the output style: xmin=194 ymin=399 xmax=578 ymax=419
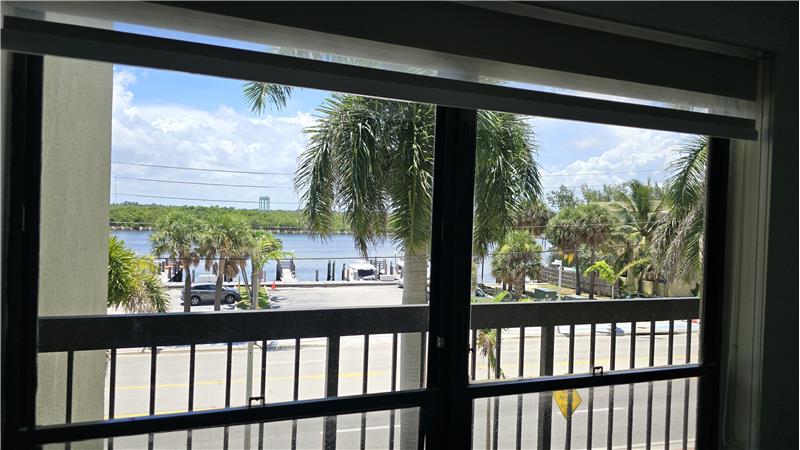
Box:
xmin=111 ymin=230 xmax=549 ymax=283
xmin=112 ymin=230 xmax=401 ymax=282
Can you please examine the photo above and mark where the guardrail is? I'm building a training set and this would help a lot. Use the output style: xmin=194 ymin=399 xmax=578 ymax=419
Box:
xmin=38 ymin=298 xmax=699 ymax=449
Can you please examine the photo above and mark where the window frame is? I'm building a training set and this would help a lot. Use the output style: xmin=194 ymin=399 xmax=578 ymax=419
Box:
xmin=2 ymin=18 xmax=733 ymax=448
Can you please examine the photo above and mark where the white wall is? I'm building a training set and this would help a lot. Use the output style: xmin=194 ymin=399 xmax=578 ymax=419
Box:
xmin=36 ymin=55 xmax=112 ymax=434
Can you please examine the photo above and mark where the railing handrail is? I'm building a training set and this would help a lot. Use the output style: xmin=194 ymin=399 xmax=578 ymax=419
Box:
xmin=471 ymin=297 xmax=699 ymax=329
xmin=38 ymin=298 xmax=699 ymax=353
xmin=38 ymin=305 xmax=429 ymax=352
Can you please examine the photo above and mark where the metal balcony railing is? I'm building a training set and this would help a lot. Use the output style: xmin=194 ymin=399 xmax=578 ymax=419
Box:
xmin=37 ymin=297 xmax=699 ymax=449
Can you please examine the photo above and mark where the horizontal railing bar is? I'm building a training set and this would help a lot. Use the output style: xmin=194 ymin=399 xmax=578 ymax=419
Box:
xmin=471 ymin=297 xmax=699 ymax=328
xmin=467 ymin=364 xmax=706 ymax=399
xmin=1 ymin=17 xmax=757 ymax=140
xmin=27 ymin=389 xmax=430 ymax=445
xmin=39 ymin=305 xmax=428 ymax=352
xmin=39 ymin=298 xmax=699 ymax=352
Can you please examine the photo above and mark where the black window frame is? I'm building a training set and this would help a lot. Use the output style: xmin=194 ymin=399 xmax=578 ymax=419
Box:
xmin=1 ymin=19 xmax=733 ymax=449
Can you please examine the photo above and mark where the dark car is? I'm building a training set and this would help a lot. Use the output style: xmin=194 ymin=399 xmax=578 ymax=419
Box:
xmin=181 ymin=284 xmax=240 ymax=306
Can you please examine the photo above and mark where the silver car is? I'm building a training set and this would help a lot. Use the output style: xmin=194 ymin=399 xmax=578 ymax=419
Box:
xmin=181 ymin=284 xmax=240 ymax=306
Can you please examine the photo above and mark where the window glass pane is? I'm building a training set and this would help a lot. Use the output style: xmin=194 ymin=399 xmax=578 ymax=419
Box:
xmin=471 ymin=379 xmax=697 ymax=449
xmin=36 ymin=56 xmax=433 ymax=429
xmin=469 ymin=111 xmax=705 ymax=383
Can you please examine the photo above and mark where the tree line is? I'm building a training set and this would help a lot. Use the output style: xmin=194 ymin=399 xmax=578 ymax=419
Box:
xmin=109 ymin=203 xmax=349 ymax=232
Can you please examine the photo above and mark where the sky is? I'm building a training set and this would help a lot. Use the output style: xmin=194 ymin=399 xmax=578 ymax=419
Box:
xmin=110 ymin=23 xmax=694 ymax=211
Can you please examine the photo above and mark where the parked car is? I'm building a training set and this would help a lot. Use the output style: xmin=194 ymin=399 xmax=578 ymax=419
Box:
xmin=474 ymin=287 xmax=493 ymax=300
xmin=181 ymin=284 xmax=240 ymax=306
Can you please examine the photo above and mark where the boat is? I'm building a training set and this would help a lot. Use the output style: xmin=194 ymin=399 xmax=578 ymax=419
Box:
xmin=346 ymin=260 xmax=379 ymax=281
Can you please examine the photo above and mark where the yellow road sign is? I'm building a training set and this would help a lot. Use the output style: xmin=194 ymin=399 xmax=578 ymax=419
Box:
xmin=553 ymin=389 xmax=582 ymax=419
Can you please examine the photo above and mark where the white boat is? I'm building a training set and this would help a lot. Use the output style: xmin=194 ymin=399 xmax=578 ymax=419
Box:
xmin=346 ymin=260 xmax=379 ymax=281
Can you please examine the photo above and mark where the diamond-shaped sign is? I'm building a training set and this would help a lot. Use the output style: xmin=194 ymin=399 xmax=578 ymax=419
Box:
xmin=553 ymin=389 xmax=582 ymax=419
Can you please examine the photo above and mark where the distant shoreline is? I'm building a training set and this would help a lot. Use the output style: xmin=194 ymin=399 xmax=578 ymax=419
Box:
xmin=109 ymin=224 xmax=352 ymax=234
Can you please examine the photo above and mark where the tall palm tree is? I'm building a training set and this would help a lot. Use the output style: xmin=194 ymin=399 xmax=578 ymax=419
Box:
xmin=296 ymin=94 xmax=540 ymax=448
xmin=242 ymin=230 xmax=291 ymax=307
xmin=240 ymin=230 xmax=292 ymax=447
xmin=652 ymin=136 xmax=708 ymax=284
xmin=613 ymin=179 xmax=662 ymax=248
xmin=150 ymin=212 xmax=202 ymax=312
xmin=574 ymin=203 xmax=618 ymax=299
xmin=611 ymin=179 xmax=662 ymax=292
xmin=546 ymin=207 xmax=583 ymax=294
xmin=199 ymin=214 xmax=251 ymax=311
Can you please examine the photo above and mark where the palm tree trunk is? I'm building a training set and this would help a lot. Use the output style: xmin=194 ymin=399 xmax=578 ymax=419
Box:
xmin=588 ymin=248 xmax=597 ymax=299
xmin=251 ymin=261 xmax=260 ymax=310
xmin=214 ymin=259 xmax=224 ymax=311
xmin=574 ymin=250 xmax=582 ymax=295
xmin=182 ymin=259 xmax=192 ymax=313
xmin=515 ymin=273 xmax=526 ymax=296
xmin=399 ymin=247 xmax=427 ymax=449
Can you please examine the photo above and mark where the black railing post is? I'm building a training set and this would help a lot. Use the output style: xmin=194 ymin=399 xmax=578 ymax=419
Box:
xmin=323 ymin=336 xmax=340 ymax=450
xmin=537 ymin=325 xmax=555 ymax=450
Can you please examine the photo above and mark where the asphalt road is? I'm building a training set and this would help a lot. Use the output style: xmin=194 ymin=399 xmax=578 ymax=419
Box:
xmin=100 ymin=286 xmax=698 ymax=449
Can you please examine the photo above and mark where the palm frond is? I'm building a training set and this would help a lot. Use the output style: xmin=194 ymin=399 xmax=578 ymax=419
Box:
xmin=386 ymin=102 xmax=434 ymax=255
xmin=243 ymin=81 xmax=293 ymax=114
xmin=473 ymin=111 xmax=541 ymax=257
xmin=651 ymin=136 xmax=708 ymax=283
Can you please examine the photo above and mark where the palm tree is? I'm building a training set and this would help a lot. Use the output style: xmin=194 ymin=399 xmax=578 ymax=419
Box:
xmin=613 ymin=179 xmax=662 ymax=246
xmin=150 ymin=212 xmax=202 ymax=312
xmin=477 ymin=327 xmax=504 ymax=449
xmin=240 ymin=230 xmax=292 ymax=447
xmin=652 ymin=136 xmax=708 ymax=285
xmin=242 ymin=230 xmax=291 ymax=308
xmin=491 ymin=230 xmax=543 ymax=295
xmin=109 ymin=236 xmax=169 ymax=313
xmin=515 ymin=198 xmax=552 ymax=238
xmin=295 ymin=94 xmax=540 ymax=448
xmin=574 ymin=203 xmax=618 ymax=299
xmin=611 ymin=179 xmax=662 ymax=293
xmin=199 ymin=214 xmax=251 ymax=311
xmin=546 ymin=207 xmax=583 ymax=294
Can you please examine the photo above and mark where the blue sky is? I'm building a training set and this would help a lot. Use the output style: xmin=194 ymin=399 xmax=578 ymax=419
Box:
xmin=111 ymin=23 xmax=692 ymax=210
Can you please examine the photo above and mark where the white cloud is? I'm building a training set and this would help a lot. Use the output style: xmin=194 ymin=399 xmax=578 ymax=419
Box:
xmin=540 ymin=126 xmax=693 ymax=191
xmin=111 ymin=69 xmax=314 ymax=209
xmin=569 ymin=136 xmax=603 ymax=150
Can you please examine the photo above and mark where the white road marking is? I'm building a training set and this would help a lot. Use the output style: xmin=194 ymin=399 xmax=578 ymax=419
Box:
xmin=318 ymin=425 xmax=400 ymax=434
xmin=573 ymin=406 xmax=625 ymax=414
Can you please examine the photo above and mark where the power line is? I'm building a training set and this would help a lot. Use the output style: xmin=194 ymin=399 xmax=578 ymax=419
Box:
xmin=113 ymin=161 xmax=666 ymax=179
xmin=112 ymin=161 xmax=294 ymax=176
xmin=115 ymin=176 xmax=292 ymax=189
xmin=116 ymin=193 xmax=299 ymax=205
